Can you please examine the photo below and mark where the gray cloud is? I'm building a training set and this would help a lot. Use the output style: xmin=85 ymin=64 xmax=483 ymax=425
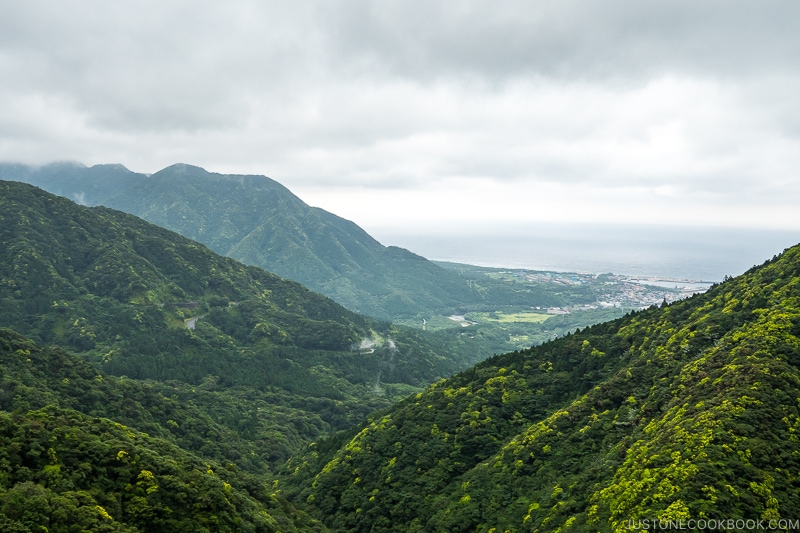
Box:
xmin=0 ymin=1 xmax=798 ymax=229
xmin=318 ymin=1 xmax=800 ymax=81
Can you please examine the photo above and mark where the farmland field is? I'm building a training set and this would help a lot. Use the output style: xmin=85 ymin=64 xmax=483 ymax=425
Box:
xmin=467 ymin=310 xmax=551 ymax=323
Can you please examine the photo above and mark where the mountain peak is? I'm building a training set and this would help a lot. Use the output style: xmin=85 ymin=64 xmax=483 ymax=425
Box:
xmin=41 ymin=160 xmax=87 ymax=170
xmin=89 ymin=163 xmax=131 ymax=172
xmin=3 ymin=162 xmax=484 ymax=320
xmin=152 ymin=162 xmax=210 ymax=177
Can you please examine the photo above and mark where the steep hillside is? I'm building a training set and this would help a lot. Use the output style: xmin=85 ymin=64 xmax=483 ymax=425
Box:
xmin=0 ymin=329 xmax=326 ymax=532
xmin=3 ymin=162 xmax=569 ymax=321
xmin=0 ymin=180 xmax=493 ymax=466
xmin=285 ymin=244 xmax=800 ymax=531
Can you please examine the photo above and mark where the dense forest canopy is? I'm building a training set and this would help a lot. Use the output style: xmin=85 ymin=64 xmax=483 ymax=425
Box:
xmin=0 ymin=329 xmax=329 ymax=532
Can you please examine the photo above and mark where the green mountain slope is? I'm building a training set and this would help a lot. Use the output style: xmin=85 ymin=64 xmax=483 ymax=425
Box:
xmin=2 ymin=162 xmax=567 ymax=321
xmin=0 ymin=180 xmax=493 ymax=467
xmin=0 ymin=329 xmax=326 ymax=532
xmin=285 ymin=244 xmax=800 ymax=531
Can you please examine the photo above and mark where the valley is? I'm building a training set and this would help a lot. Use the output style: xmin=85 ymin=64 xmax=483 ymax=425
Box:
xmin=0 ymin=163 xmax=702 ymax=324
xmin=2 ymin=3 xmax=797 ymax=530
xmin=3 ymin=162 xmax=705 ymax=361
xmin=0 ymin=172 xmax=797 ymax=531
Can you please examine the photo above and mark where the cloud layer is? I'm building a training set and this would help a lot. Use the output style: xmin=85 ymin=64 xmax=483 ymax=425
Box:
xmin=1 ymin=0 xmax=799 ymax=230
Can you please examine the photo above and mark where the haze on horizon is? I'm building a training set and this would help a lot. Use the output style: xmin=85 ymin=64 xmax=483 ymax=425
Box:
xmin=1 ymin=1 xmax=799 ymax=234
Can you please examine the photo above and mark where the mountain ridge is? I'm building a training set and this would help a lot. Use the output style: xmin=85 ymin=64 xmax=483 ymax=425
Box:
xmin=0 ymin=180 xmax=495 ymax=469
xmin=2 ymin=161 xmax=558 ymax=321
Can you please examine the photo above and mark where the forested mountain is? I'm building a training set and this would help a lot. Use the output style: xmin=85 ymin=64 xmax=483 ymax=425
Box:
xmin=284 ymin=243 xmax=800 ymax=531
xmin=0 ymin=329 xmax=326 ymax=532
xmin=0 ymin=181 xmax=495 ymax=469
xmin=2 ymin=162 xmax=566 ymax=321
xmin=5 ymin=173 xmax=799 ymax=532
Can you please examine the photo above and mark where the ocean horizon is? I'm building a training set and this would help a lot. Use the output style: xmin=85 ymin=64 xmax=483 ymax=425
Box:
xmin=372 ymin=224 xmax=800 ymax=282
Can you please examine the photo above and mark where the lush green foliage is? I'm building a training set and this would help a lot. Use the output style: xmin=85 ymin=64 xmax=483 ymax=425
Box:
xmin=0 ymin=181 xmax=495 ymax=470
xmin=0 ymin=329 xmax=327 ymax=532
xmin=0 ymin=327 xmax=322 ymax=474
xmin=285 ymin=246 xmax=800 ymax=531
xmin=0 ymin=407 xmax=326 ymax=532
xmin=4 ymin=174 xmax=800 ymax=532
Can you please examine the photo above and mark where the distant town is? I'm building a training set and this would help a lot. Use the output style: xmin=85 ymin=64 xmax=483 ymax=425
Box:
xmin=504 ymin=269 xmax=713 ymax=312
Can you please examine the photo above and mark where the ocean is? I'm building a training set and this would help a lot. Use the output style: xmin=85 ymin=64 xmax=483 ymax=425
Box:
xmin=372 ymin=224 xmax=800 ymax=282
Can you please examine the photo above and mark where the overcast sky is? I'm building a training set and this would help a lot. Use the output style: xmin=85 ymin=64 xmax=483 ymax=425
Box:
xmin=1 ymin=1 xmax=799 ymax=233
